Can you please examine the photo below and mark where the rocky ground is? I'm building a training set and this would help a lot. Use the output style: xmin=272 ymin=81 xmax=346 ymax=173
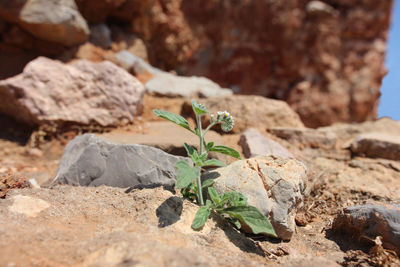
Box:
xmin=0 ymin=1 xmax=399 ymax=266
xmin=1 ymin=94 xmax=400 ymax=267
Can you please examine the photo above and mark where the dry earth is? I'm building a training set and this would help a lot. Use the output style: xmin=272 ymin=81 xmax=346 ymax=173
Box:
xmin=1 ymin=95 xmax=400 ymax=266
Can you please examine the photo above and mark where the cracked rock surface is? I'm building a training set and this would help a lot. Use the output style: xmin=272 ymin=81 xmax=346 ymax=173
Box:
xmin=204 ymin=155 xmax=307 ymax=240
xmin=54 ymin=134 xmax=188 ymax=188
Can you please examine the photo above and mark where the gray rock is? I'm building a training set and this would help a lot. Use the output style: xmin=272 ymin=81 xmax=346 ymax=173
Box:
xmin=114 ymin=50 xmax=232 ymax=98
xmin=54 ymin=134 xmax=188 ymax=188
xmin=204 ymin=155 xmax=307 ymax=240
xmin=100 ymin=121 xmax=224 ymax=160
xmin=350 ymin=133 xmax=400 ymax=160
xmin=146 ymin=73 xmax=233 ymax=98
xmin=89 ymin=23 xmax=111 ymax=49
xmin=0 ymin=57 xmax=145 ymax=128
xmin=114 ymin=50 xmax=163 ymax=75
xmin=0 ymin=0 xmax=89 ymax=46
xmin=332 ymin=204 xmax=400 ymax=255
xmin=239 ymin=128 xmax=294 ymax=159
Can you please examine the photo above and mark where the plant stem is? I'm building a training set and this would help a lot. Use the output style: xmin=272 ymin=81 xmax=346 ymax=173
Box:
xmin=195 ymin=114 xmax=204 ymax=206
xmin=202 ymin=122 xmax=217 ymax=138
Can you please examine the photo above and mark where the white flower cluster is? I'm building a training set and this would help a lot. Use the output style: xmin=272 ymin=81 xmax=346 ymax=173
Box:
xmin=216 ymin=110 xmax=234 ymax=132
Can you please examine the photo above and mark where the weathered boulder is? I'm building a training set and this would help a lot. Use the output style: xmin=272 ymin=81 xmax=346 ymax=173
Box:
xmin=114 ymin=50 xmax=232 ymax=98
xmin=77 ymin=0 xmax=197 ymax=69
xmin=180 ymin=0 xmax=391 ymax=127
xmin=146 ymin=73 xmax=233 ymax=98
xmin=269 ymin=127 xmax=337 ymax=150
xmin=350 ymin=133 xmax=400 ymax=161
xmin=0 ymin=0 xmax=89 ymax=46
xmin=239 ymin=128 xmax=294 ymax=159
xmin=54 ymin=134 xmax=188 ymax=188
xmin=332 ymin=204 xmax=400 ymax=256
xmin=0 ymin=57 xmax=145 ymax=128
xmin=114 ymin=50 xmax=162 ymax=76
xmin=319 ymin=118 xmax=400 ymax=143
xmin=204 ymin=156 xmax=307 ymax=240
xmin=187 ymin=95 xmax=304 ymax=133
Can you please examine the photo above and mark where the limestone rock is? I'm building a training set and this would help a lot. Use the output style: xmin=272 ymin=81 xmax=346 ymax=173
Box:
xmin=146 ymin=73 xmax=233 ymax=98
xmin=205 ymin=156 xmax=307 ymax=240
xmin=319 ymin=118 xmax=400 ymax=143
xmin=8 ymin=195 xmax=49 ymax=217
xmin=188 ymin=95 xmax=304 ymax=133
xmin=239 ymin=128 xmax=293 ymax=159
xmin=0 ymin=0 xmax=89 ymax=46
xmin=269 ymin=127 xmax=337 ymax=150
xmin=350 ymin=133 xmax=400 ymax=160
xmin=114 ymin=50 xmax=163 ymax=75
xmin=0 ymin=57 xmax=145 ymax=128
xmin=54 ymin=134 xmax=188 ymax=188
xmin=332 ymin=204 xmax=400 ymax=256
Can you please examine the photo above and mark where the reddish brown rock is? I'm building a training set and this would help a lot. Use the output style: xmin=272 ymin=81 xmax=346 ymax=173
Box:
xmin=76 ymin=0 xmax=198 ymax=69
xmin=0 ymin=0 xmax=89 ymax=46
xmin=0 ymin=0 xmax=394 ymax=128
xmin=180 ymin=0 xmax=392 ymax=127
xmin=0 ymin=172 xmax=31 ymax=198
xmin=0 ymin=57 xmax=145 ymax=128
xmin=351 ymin=133 xmax=400 ymax=160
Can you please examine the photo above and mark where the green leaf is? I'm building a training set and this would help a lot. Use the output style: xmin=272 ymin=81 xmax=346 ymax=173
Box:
xmin=195 ymin=127 xmax=201 ymax=137
xmin=202 ymin=159 xmax=226 ymax=167
xmin=221 ymin=191 xmax=247 ymax=207
xmin=184 ymin=143 xmax=196 ymax=157
xmin=174 ymin=160 xmax=200 ymax=189
xmin=222 ymin=206 xmax=277 ymax=237
xmin=208 ymin=187 xmax=221 ymax=204
xmin=226 ymin=217 xmax=241 ymax=229
xmin=192 ymin=205 xmax=211 ymax=230
xmin=206 ymin=142 xmax=214 ymax=151
xmin=191 ymin=151 xmax=204 ymax=166
xmin=209 ymin=145 xmax=241 ymax=159
xmin=153 ymin=109 xmax=193 ymax=133
xmin=181 ymin=183 xmax=197 ymax=202
xmin=191 ymin=100 xmax=209 ymax=116
xmin=201 ymin=179 xmax=215 ymax=189
xmin=199 ymin=152 xmax=208 ymax=162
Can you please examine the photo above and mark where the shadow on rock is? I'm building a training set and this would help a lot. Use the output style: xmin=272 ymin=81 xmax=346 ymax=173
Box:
xmin=0 ymin=114 xmax=35 ymax=145
xmin=211 ymin=213 xmax=266 ymax=256
xmin=325 ymin=228 xmax=371 ymax=253
xmin=156 ymin=196 xmax=183 ymax=228
xmin=125 ymin=184 xmax=175 ymax=194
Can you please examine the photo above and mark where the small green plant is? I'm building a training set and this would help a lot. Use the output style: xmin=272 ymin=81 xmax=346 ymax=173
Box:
xmin=153 ymin=100 xmax=276 ymax=237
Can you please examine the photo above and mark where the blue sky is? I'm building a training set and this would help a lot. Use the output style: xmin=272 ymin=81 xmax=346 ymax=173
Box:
xmin=378 ymin=0 xmax=400 ymax=120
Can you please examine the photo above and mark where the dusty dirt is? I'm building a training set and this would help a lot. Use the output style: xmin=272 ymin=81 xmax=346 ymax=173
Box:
xmin=1 ymin=96 xmax=400 ymax=266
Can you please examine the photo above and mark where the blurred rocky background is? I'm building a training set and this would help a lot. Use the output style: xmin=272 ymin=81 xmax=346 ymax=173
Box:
xmin=1 ymin=1 xmax=399 ymax=266
xmin=0 ymin=0 xmax=392 ymax=127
